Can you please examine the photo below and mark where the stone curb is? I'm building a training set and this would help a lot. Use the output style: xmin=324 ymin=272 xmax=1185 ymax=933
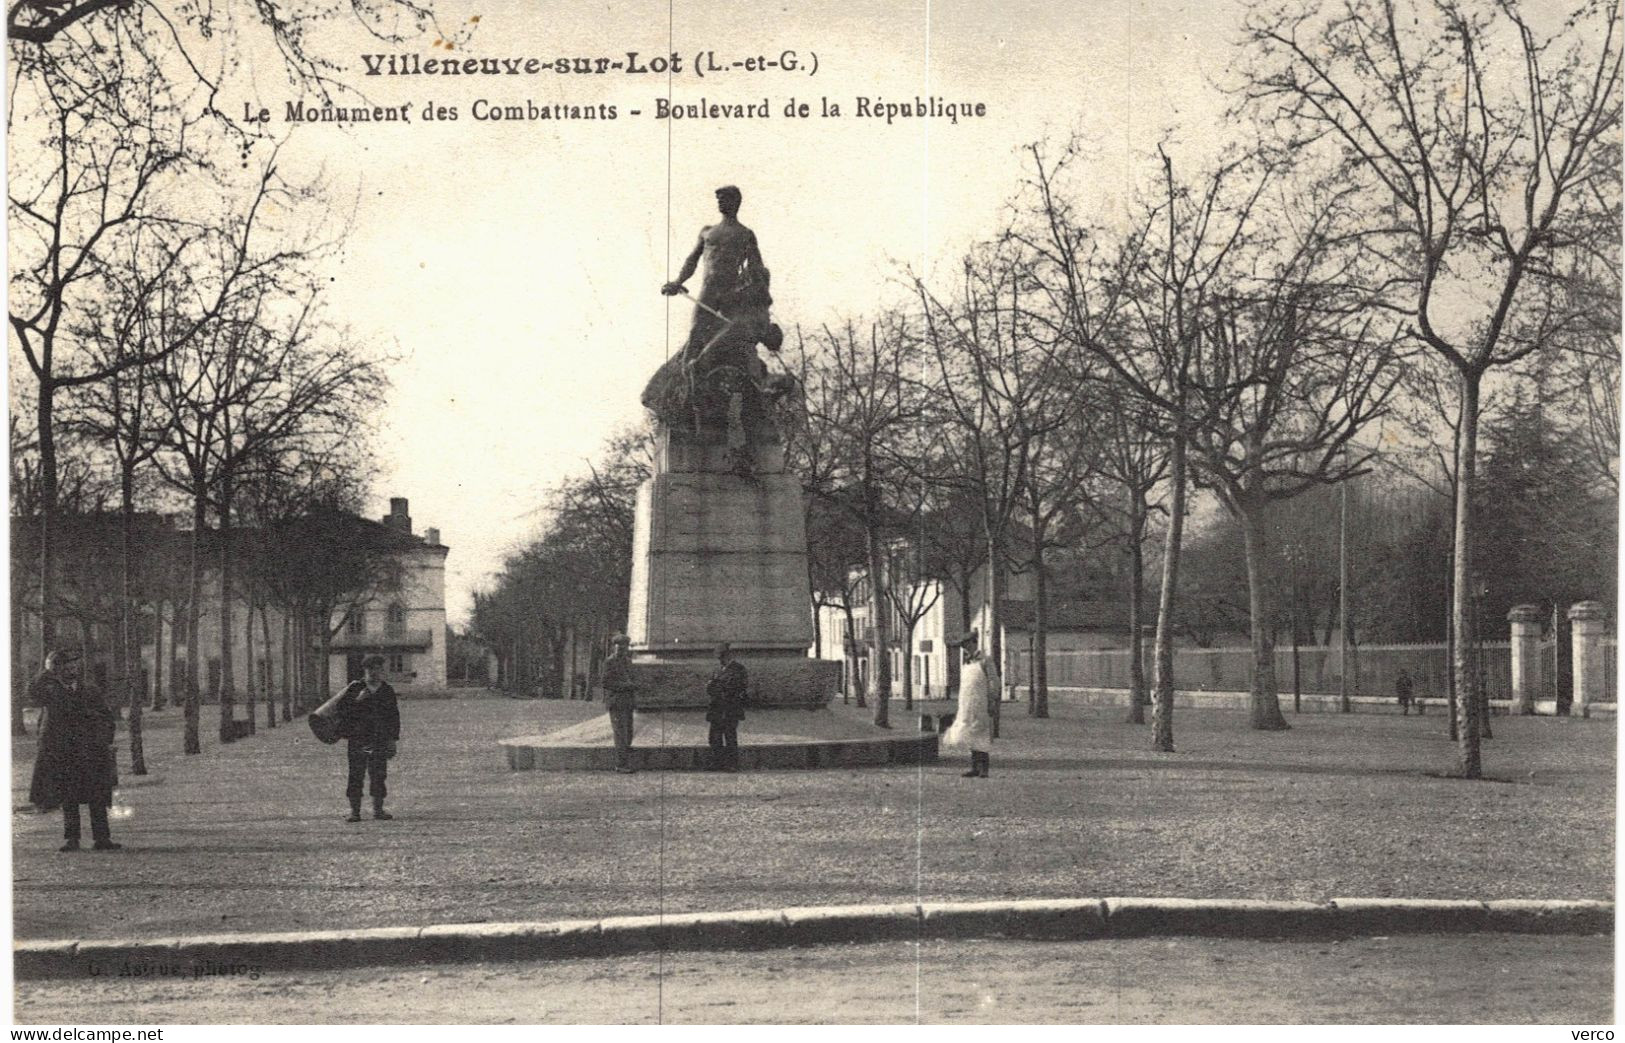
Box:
xmin=14 ymin=897 xmax=1611 ymax=980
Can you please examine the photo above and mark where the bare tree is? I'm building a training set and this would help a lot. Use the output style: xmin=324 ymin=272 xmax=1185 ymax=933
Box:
xmin=57 ymin=243 xmax=177 ymax=773
xmin=883 ymin=484 xmax=944 ymax=711
xmin=8 ymin=37 xmax=276 ymax=708
xmin=1242 ymin=0 xmax=1621 ymax=775
xmin=917 ymin=242 xmax=1077 ymax=738
xmin=1186 ymin=183 xmax=1402 ymax=730
xmin=1026 ymin=141 xmax=1270 ymax=752
xmin=1088 ymin=385 xmax=1168 ymax=724
xmin=1015 ymin=396 xmax=1102 ymax=718
xmin=800 ymin=317 xmax=928 ymax=729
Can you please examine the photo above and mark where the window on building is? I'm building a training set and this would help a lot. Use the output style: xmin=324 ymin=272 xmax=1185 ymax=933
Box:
xmin=347 ymin=611 xmax=364 ymax=636
xmin=386 ymin=603 xmax=406 ymax=636
xmin=390 ymin=653 xmax=407 ymax=673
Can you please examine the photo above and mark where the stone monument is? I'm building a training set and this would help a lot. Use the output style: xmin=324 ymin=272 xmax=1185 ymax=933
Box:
xmin=500 ymin=186 xmax=936 ymax=770
xmin=627 ymin=183 xmax=834 ymax=709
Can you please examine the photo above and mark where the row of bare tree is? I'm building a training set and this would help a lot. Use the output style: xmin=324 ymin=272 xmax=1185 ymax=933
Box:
xmin=8 ymin=4 xmax=402 ymax=767
xmin=481 ymin=0 xmax=1618 ymax=783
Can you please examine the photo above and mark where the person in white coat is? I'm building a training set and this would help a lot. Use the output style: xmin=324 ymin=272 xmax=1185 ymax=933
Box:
xmin=941 ymin=631 xmax=996 ymax=778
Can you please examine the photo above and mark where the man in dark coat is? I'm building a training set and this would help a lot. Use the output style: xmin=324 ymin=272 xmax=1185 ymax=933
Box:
xmin=28 ymin=648 xmax=120 ymax=852
xmin=334 ymin=654 xmax=401 ymax=822
xmin=602 ymin=634 xmax=639 ymax=773
xmin=705 ymin=642 xmax=748 ymax=772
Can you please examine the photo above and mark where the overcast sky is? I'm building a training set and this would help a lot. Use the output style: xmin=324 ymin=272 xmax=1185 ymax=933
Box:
xmin=208 ymin=0 xmax=1252 ymax=624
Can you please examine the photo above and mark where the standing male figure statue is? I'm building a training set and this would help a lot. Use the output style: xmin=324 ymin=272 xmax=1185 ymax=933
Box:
xmin=661 ymin=183 xmax=773 ymax=367
xmin=645 ymin=185 xmax=787 ymax=471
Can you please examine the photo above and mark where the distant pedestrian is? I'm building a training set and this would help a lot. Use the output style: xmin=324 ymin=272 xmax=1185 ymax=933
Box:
xmin=603 ymin=634 xmax=639 ymax=773
xmin=705 ymin=642 xmax=748 ymax=772
xmin=942 ymin=631 xmax=996 ymax=778
xmin=332 ymin=654 xmax=401 ymax=822
xmin=1395 ymin=668 xmax=1414 ymax=716
xmin=28 ymin=648 xmax=121 ymax=852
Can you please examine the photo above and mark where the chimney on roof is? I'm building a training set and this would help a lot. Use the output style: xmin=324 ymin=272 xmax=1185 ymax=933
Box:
xmin=384 ymin=497 xmax=412 ymax=534
xmin=424 ymin=527 xmax=441 ymax=546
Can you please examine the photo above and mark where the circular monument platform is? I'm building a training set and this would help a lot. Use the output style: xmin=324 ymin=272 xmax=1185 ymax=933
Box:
xmin=499 ymin=706 xmax=939 ymax=771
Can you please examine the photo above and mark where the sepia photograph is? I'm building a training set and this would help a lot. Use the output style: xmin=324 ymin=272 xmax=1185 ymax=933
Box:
xmin=5 ymin=0 xmax=1620 ymax=1030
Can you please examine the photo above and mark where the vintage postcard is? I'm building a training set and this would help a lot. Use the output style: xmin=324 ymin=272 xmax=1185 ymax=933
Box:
xmin=7 ymin=0 xmax=1618 ymax=1031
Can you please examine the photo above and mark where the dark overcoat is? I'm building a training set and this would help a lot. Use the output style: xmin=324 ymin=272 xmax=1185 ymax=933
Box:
xmin=705 ymin=660 xmax=749 ymax=725
xmin=28 ymin=673 xmax=117 ymax=810
xmin=602 ymin=653 xmax=637 ymax=711
xmin=334 ymin=679 xmax=401 ymax=750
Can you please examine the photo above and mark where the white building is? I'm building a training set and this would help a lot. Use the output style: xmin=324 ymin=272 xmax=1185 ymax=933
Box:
xmin=322 ymin=498 xmax=450 ymax=691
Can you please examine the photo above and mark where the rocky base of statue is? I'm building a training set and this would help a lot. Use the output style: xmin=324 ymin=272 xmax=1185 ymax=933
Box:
xmin=499 ymin=705 xmax=939 ymax=772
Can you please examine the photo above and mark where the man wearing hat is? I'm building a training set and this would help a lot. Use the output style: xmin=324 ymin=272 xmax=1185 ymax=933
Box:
xmin=705 ymin=642 xmax=749 ymax=772
xmin=941 ymin=631 xmax=996 ymax=778
xmin=28 ymin=648 xmax=121 ymax=851
xmin=602 ymin=634 xmax=639 ymax=773
xmin=332 ymin=654 xmax=401 ymax=821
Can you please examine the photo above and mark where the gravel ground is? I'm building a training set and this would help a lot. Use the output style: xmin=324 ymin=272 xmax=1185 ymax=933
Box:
xmin=10 ymin=694 xmax=1614 ymax=941
xmin=13 ymin=934 xmax=1612 ymax=1024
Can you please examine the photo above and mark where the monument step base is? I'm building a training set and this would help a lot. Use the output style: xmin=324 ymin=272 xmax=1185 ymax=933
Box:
xmin=499 ymin=707 xmax=938 ymax=771
xmin=625 ymin=656 xmax=840 ymax=711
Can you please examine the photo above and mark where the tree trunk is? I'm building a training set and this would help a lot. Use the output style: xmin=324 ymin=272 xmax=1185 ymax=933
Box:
xmin=1290 ymin=595 xmax=1302 ymax=715
xmin=1339 ymin=477 xmax=1352 ymax=713
xmin=1446 ymin=550 xmax=1459 ymax=739
xmin=121 ymin=468 xmax=148 ymax=775
xmin=217 ymin=477 xmax=236 ymax=744
xmin=151 ymin=599 xmax=166 ymax=712
xmin=1472 ymin=592 xmax=1492 ymax=740
xmin=984 ymin=531 xmax=1005 ymax=740
xmin=1238 ymin=501 xmax=1289 ymax=731
xmin=168 ymin=599 xmax=184 ymax=710
xmin=1031 ymin=550 xmax=1050 ymax=719
xmin=842 ymin=603 xmax=865 ymax=706
xmin=243 ymin=587 xmax=257 ymax=735
xmin=185 ymin=486 xmax=205 ymax=754
xmin=261 ymin=604 xmax=276 ymax=729
xmin=281 ymin=610 xmax=293 ymax=721
xmin=1151 ymin=433 xmax=1188 ymax=753
xmin=865 ymin=522 xmax=892 ymax=728
xmin=1453 ymin=373 xmax=1483 ymax=778
xmin=37 ymin=378 xmax=58 ymax=688
xmin=900 ymin=623 xmax=915 ymax=711
xmin=11 ymin=564 xmax=27 ymax=737
xmin=319 ymin=616 xmax=333 ymax=701
xmin=950 ymin=578 xmax=972 ymax=696
xmin=1126 ymin=501 xmax=1148 ymax=725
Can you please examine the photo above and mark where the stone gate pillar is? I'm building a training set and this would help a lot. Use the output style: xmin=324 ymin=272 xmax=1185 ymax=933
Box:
xmin=1507 ymin=604 xmax=1543 ymax=716
xmin=1567 ymin=601 xmax=1609 ymax=719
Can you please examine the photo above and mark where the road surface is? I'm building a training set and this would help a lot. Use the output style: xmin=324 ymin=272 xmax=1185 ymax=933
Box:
xmin=15 ymin=933 xmax=1611 ymax=1024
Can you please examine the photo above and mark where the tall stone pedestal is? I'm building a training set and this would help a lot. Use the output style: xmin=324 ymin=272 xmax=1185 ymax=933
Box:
xmin=499 ymin=421 xmax=921 ymax=771
xmin=625 ymin=427 xmax=839 ymax=708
